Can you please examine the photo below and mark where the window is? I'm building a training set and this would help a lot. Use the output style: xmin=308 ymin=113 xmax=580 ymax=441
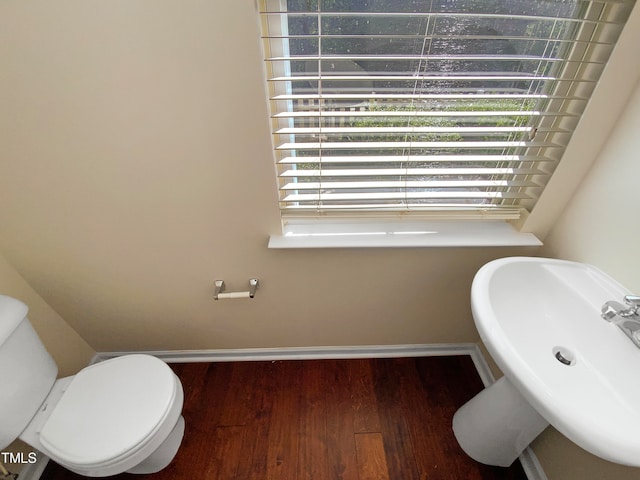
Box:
xmin=259 ymin=0 xmax=633 ymax=221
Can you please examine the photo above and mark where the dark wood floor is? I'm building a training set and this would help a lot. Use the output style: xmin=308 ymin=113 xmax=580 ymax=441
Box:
xmin=41 ymin=356 xmax=527 ymax=480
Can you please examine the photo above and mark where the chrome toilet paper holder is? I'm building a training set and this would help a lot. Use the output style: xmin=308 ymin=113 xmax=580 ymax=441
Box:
xmin=214 ymin=278 xmax=259 ymax=300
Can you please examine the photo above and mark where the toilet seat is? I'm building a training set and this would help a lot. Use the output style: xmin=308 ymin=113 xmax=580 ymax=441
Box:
xmin=39 ymin=355 xmax=182 ymax=474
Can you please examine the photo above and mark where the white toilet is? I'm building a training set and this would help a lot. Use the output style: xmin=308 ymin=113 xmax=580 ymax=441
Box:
xmin=0 ymin=294 xmax=185 ymax=477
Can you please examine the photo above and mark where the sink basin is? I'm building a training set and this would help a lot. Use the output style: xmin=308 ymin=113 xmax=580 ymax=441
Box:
xmin=467 ymin=256 xmax=640 ymax=467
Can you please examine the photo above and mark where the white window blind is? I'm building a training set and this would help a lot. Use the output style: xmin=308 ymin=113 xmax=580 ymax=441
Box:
xmin=260 ymin=0 xmax=633 ymax=219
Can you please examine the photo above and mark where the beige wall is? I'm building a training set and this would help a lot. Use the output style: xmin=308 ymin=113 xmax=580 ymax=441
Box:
xmin=532 ymin=82 xmax=640 ymax=479
xmin=0 ymin=0 xmax=536 ymax=353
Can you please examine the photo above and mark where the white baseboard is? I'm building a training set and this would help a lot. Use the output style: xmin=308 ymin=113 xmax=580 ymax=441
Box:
xmin=24 ymin=344 xmax=546 ymax=480
xmin=519 ymin=450 xmax=549 ymax=480
xmin=92 ymin=342 xmax=480 ymax=364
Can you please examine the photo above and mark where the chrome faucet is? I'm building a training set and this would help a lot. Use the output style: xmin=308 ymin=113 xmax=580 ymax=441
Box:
xmin=601 ymin=295 xmax=640 ymax=347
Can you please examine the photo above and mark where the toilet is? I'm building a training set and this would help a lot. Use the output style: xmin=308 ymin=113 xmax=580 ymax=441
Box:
xmin=0 ymin=294 xmax=185 ymax=477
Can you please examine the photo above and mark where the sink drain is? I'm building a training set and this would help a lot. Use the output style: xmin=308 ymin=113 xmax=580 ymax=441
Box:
xmin=552 ymin=346 xmax=576 ymax=366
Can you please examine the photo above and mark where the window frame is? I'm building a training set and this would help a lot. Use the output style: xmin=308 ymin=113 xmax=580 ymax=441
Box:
xmin=259 ymin=0 xmax=636 ymax=247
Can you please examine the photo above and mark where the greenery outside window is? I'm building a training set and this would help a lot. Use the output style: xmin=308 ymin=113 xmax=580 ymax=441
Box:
xmin=259 ymin=0 xmax=633 ymax=223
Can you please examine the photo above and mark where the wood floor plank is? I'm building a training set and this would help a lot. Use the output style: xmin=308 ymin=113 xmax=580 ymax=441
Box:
xmin=370 ymin=358 xmax=422 ymax=480
xmin=191 ymin=362 xmax=235 ymax=428
xmin=324 ymin=360 xmax=359 ymax=480
xmin=207 ymin=425 xmax=246 ymax=479
xmin=354 ymin=433 xmax=390 ymax=480
xmin=265 ymin=361 xmax=302 ymax=480
xmin=218 ymin=361 xmax=262 ymax=426
xmin=347 ymin=359 xmax=382 ymax=434
xmin=233 ymin=361 xmax=275 ymax=480
xmin=297 ymin=360 xmax=330 ymax=480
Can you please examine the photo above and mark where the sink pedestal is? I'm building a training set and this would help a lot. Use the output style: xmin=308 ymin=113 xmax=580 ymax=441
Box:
xmin=452 ymin=376 xmax=549 ymax=467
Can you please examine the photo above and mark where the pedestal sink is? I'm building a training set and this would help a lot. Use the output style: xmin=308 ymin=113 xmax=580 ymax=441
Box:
xmin=453 ymin=256 xmax=640 ymax=467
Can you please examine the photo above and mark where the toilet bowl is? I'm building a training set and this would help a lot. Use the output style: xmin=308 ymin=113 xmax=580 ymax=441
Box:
xmin=0 ymin=295 xmax=185 ymax=477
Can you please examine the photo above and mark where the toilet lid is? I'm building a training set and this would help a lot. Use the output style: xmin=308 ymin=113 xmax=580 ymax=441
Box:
xmin=40 ymin=355 xmax=177 ymax=467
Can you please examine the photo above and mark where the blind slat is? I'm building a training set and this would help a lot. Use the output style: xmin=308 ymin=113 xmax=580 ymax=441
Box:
xmin=269 ymin=74 xmax=563 ymax=82
xmin=263 ymin=35 xmax=616 ymax=46
xmin=281 ymin=180 xmax=540 ymax=190
xmin=283 ymin=191 xmax=532 ymax=202
xmin=275 ymin=126 xmax=569 ymax=135
xmin=278 ymin=155 xmax=553 ymax=164
xmin=261 ymin=10 xmax=623 ymax=23
xmin=271 ymin=93 xmax=564 ymax=101
xmin=280 ymin=168 xmax=547 ymax=177
xmin=276 ymin=141 xmax=559 ymax=150
xmin=272 ymin=110 xmax=570 ymax=118
xmin=266 ymin=54 xmax=571 ymax=62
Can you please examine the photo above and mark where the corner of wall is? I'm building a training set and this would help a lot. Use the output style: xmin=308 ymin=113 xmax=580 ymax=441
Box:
xmin=0 ymin=250 xmax=95 ymax=376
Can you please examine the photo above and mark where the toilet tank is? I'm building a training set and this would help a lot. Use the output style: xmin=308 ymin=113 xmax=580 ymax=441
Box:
xmin=0 ymin=295 xmax=58 ymax=450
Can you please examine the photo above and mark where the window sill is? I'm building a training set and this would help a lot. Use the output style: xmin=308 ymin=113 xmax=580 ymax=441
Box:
xmin=268 ymin=220 xmax=542 ymax=249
